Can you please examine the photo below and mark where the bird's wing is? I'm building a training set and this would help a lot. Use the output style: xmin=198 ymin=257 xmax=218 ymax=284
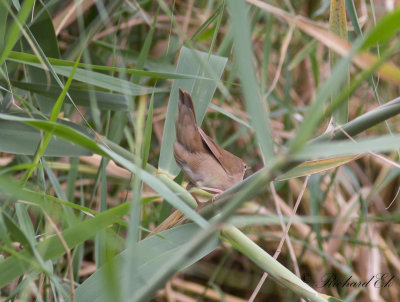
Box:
xmin=198 ymin=127 xmax=243 ymax=176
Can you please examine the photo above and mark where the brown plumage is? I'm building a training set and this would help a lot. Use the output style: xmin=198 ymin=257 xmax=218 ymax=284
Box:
xmin=173 ymin=89 xmax=247 ymax=192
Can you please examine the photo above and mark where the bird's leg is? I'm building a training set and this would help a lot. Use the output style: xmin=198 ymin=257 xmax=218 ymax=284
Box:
xmin=199 ymin=186 xmax=224 ymax=203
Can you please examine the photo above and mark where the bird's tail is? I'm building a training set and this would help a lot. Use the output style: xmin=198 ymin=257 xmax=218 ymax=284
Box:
xmin=175 ymin=89 xmax=204 ymax=152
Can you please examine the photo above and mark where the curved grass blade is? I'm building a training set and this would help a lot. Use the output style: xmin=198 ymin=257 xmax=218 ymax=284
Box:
xmin=222 ymin=225 xmax=336 ymax=302
xmin=21 ymin=64 xmax=166 ymax=96
xmin=276 ymin=155 xmax=358 ymax=181
xmin=75 ymin=224 xmax=219 ymax=302
xmin=23 ymin=52 xmax=82 ymax=181
xmin=0 ymin=0 xmax=35 ymax=66
xmin=0 ymin=114 xmax=92 ymax=156
xmin=7 ymin=51 xmax=211 ymax=80
xmin=295 ymin=134 xmax=400 ymax=160
xmin=11 ymin=81 xmax=130 ymax=111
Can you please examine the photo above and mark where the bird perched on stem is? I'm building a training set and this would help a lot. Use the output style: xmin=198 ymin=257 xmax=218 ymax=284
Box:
xmin=174 ymin=89 xmax=247 ymax=199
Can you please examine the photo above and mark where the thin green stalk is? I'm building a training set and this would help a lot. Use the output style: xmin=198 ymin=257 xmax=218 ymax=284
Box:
xmin=330 ymin=0 xmax=349 ymax=125
xmin=22 ymin=52 xmax=82 ymax=183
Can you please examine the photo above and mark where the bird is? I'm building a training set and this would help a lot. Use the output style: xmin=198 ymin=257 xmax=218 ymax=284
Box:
xmin=173 ymin=88 xmax=247 ymax=199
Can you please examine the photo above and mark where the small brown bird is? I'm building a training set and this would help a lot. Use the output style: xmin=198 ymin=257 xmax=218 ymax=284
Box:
xmin=174 ymin=89 xmax=247 ymax=197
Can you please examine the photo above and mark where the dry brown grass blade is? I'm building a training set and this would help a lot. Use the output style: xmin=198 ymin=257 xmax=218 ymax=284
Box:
xmin=80 ymin=154 xmax=132 ymax=178
xmin=250 ymin=177 xmax=309 ymax=302
xmin=53 ymin=0 xmax=96 ymax=36
xmin=171 ymin=278 xmax=247 ymax=302
xmin=43 ymin=211 xmax=75 ymax=302
xmin=247 ymin=0 xmax=400 ymax=85
xmin=145 ymin=210 xmax=185 ymax=237
xmin=276 ymin=155 xmax=361 ymax=181
xmin=325 ymin=191 xmax=361 ymax=256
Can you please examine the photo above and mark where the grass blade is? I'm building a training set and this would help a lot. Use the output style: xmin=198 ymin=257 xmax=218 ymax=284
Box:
xmin=227 ymin=0 xmax=275 ymax=163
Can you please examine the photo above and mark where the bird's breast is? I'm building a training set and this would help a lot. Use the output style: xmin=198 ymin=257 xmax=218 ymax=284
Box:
xmin=179 ymin=162 xmax=203 ymax=186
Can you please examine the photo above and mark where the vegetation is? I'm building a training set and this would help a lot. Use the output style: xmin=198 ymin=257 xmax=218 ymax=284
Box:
xmin=1 ymin=0 xmax=400 ymax=301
